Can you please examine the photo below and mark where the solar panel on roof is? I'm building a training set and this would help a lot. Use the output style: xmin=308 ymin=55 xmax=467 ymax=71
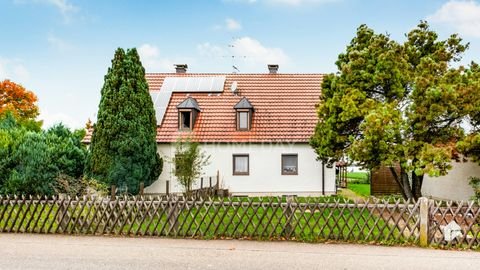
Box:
xmin=161 ymin=77 xmax=226 ymax=92
xmin=153 ymin=91 xmax=173 ymax=125
xmin=150 ymin=76 xmax=226 ymax=125
xmin=149 ymin=91 xmax=160 ymax=104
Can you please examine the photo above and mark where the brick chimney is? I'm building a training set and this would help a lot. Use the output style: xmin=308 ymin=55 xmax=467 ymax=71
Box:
xmin=268 ymin=64 xmax=279 ymax=74
xmin=175 ymin=64 xmax=188 ymax=73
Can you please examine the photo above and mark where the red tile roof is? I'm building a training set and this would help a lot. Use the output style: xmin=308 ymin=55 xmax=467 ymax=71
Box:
xmin=149 ymin=73 xmax=323 ymax=143
xmin=84 ymin=73 xmax=323 ymax=143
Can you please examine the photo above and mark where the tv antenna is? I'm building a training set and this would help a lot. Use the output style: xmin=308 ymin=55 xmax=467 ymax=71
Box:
xmin=223 ymin=37 xmax=247 ymax=73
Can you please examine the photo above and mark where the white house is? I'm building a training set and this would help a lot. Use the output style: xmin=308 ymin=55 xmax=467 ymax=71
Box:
xmin=422 ymin=160 xmax=478 ymax=201
xmin=91 ymin=64 xmax=336 ymax=196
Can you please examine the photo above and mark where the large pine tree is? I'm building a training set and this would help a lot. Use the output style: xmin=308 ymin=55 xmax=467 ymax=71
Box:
xmin=310 ymin=22 xmax=479 ymax=200
xmin=85 ymin=48 xmax=162 ymax=194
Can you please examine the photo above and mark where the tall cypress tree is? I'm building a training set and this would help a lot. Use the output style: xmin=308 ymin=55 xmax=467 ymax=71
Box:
xmin=86 ymin=48 xmax=162 ymax=194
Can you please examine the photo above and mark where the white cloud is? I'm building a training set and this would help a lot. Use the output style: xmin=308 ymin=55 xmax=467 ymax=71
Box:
xmin=137 ymin=44 xmax=178 ymax=72
xmin=46 ymin=0 xmax=77 ymax=15
xmin=427 ymin=0 xmax=480 ymax=38
xmin=225 ymin=0 xmax=338 ymax=5
xmin=138 ymin=44 xmax=160 ymax=59
xmin=197 ymin=37 xmax=289 ymax=72
xmin=14 ymin=0 xmax=78 ymax=21
xmin=225 ymin=18 xmax=242 ymax=31
xmin=197 ymin=43 xmax=226 ymax=58
xmin=39 ymin=109 xmax=83 ymax=129
xmin=267 ymin=0 xmax=338 ymax=5
xmin=0 ymin=57 xmax=30 ymax=83
xmin=232 ymin=37 xmax=289 ymax=65
xmin=47 ymin=33 xmax=73 ymax=51
xmin=213 ymin=18 xmax=242 ymax=31
xmin=223 ymin=0 xmax=258 ymax=3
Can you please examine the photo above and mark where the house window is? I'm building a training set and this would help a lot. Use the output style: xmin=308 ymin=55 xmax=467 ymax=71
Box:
xmin=233 ymin=154 xmax=249 ymax=175
xmin=234 ymin=97 xmax=254 ymax=131
xmin=179 ymin=110 xmax=192 ymax=130
xmin=282 ymin=154 xmax=298 ymax=175
xmin=177 ymin=97 xmax=200 ymax=131
xmin=237 ymin=111 xmax=251 ymax=131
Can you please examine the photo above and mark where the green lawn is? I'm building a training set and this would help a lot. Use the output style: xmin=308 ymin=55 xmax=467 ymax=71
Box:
xmin=0 ymin=196 xmax=412 ymax=243
xmin=348 ymin=183 xmax=371 ymax=197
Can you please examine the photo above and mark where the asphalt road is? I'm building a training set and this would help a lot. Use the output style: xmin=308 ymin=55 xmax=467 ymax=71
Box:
xmin=0 ymin=234 xmax=479 ymax=270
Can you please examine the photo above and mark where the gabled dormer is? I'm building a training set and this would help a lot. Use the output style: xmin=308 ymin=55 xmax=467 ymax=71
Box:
xmin=234 ymin=97 xmax=254 ymax=131
xmin=177 ymin=97 xmax=200 ymax=130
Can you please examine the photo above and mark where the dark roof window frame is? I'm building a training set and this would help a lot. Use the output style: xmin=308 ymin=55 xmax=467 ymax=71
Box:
xmin=177 ymin=97 xmax=201 ymax=131
xmin=234 ymin=97 xmax=254 ymax=131
xmin=233 ymin=154 xmax=250 ymax=176
xmin=281 ymin=154 xmax=298 ymax=175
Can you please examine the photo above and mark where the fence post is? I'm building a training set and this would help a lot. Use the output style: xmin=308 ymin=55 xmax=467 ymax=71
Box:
xmin=419 ymin=197 xmax=429 ymax=247
xmin=139 ymin=182 xmax=144 ymax=196
xmin=200 ymin=177 xmax=203 ymax=189
xmin=284 ymin=196 xmax=294 ymax=239
xmin=166 ymin=180 xmax=170 ymax=195
xmin=110 ymin=185 xmax=116 ymax=200
xmin=209 ymin=177 xmax=212 ymax=188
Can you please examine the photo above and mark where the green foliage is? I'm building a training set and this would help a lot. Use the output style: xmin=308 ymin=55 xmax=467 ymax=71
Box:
xmin=456 ymin=62 xmax=480 ymax=164
xmin=469 ymin=177 xmax=480 ymax=200
xmin=0 ymin=116 xmax=87 ymax=195
xmin=310 ymin=21 xmax=480 ymax=199
xmin=173 ymin=138 xmax=210 ymax=195
xmin=85 ymin=48 xmax=162 ymax=194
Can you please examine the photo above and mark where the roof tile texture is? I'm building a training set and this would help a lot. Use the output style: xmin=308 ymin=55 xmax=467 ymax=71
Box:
xmin=146 ymin=73 xmax=323 ymax=143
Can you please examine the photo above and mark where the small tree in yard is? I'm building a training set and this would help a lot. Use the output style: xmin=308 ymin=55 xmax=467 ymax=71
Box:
xmin=310 ymin=21 xmax=480 ymax=200
xmin=85 ymin=48 xmax=163 ymax=194
xmin=173 ymin=138 xmax=210 ymax=196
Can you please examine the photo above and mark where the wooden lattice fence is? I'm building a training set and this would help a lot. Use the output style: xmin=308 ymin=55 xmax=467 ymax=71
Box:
xmin=0 ymin=195 xmax=479 ymax=249
xmin=429 ymin=200 xmax=480 ymax=249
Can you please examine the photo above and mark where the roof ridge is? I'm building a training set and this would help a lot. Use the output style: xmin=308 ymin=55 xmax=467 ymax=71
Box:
xmin=145 ymin=73 xmax=326 ymax=76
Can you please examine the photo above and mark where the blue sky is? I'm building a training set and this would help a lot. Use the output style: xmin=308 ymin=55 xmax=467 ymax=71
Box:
xmin=1 ymin=0 xmax=480 ymax=129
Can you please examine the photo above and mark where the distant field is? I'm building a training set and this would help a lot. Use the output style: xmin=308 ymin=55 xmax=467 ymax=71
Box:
xmin=346 ymin=172 xmax=369 ymax=183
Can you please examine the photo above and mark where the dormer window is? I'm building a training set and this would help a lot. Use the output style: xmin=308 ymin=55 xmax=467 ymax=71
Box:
xmin=234 ymin=97 xmax=254 ymax=131
xmin=238 ymin=111 xmax=249 ymax=130
xmin=177 ymin=97 xmax=200 ymax=131
xmin=179 ymin=110 xmax=192 ymax=129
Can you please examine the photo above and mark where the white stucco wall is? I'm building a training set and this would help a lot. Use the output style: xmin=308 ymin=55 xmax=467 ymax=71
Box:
xmin=422 ymin=161 xmax=478 ymax=201
xmin=144 ymin=143 xmax=336 ymax=196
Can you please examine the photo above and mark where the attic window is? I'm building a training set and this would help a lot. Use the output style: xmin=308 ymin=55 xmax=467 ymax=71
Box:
xmin=234 ymin=97 xmax=254 ymax=131
xmin=237 ymin=110 xmax=250 ymax=130
xmin=179 ymin=110 xmax=192 ymax=129
xmin=177 ymin=97 xmax=200 ymax=131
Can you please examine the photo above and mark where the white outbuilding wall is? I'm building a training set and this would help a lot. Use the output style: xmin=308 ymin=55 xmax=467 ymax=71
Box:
xmin=145 ymin=143 xmax=336 ymax=196
xmin=422 ymin=161 xmax=478 ymax=201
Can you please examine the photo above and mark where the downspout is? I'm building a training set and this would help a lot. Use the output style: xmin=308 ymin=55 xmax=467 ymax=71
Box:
xmin=322 ymin=161 xmax=325 ymax=196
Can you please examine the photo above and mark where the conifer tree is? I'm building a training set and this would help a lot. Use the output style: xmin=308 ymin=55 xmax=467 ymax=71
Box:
xmin=85 ymin=48 xmax=162 ymax=194
xmin=310 ymin=22 xmax=479 ymax=200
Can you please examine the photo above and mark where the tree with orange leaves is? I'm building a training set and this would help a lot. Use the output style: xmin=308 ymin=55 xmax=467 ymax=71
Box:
xmin=0 ymin=79 xmax=39 ymax=120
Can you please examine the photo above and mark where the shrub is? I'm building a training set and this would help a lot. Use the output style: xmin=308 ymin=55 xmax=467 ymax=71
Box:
xmin=469 ymin=177 xmax=480 ymax=200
